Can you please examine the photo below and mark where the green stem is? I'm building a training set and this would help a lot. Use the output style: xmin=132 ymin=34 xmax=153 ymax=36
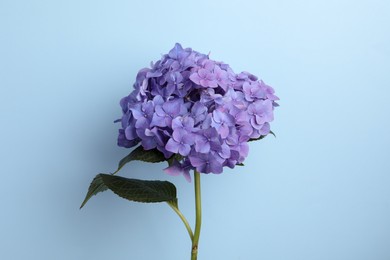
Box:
xmin=167 ymin=202 xmax=194 ymax=240
xmin=191 ymin=170 xmax=202 ymax=260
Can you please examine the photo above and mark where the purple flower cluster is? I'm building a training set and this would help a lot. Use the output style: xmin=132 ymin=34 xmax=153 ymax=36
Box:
xmin=117 ymin=43 xmax=278 ymax=181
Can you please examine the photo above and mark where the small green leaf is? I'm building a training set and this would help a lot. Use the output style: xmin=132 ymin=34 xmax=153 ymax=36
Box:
xmin=248 ymin=131 xmax=276 ymax=142
xmin=167 ymin=156 xmax=175 ymax=167
xmin=248 ymin=135 xmax=266 ymax=142
xmin=114 ymin=146 xmax=166 ymax=174
xmin=80 ymin=174 xmax=178 ymax=209
xmin=236 ymin=163 xmax=244 ymax=166
xmin=167 ymin=154 xmax=183 ymax=167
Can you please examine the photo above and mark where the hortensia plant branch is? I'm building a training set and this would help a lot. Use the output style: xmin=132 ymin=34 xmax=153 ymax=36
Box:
xmin=80 ymin=43 xmax=278 ymax=260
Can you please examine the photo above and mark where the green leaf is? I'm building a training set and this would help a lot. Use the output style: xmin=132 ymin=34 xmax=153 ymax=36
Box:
xmin=167 ymin=154 xmax=183 ymax=167
xmin=114 ymin=146 xmax=166 ymax=174
xmin=79 ymin=174 xmax=109 ymax=209
xmin=80 ymin=174 xmax=178 ymax=209
xmin=236 ymin=163 xmax=244 ymax=166
xmin=248 ymin=131 xmax=276 ymax=142
xmin=248 ymin=135 xmax=266 ymax=142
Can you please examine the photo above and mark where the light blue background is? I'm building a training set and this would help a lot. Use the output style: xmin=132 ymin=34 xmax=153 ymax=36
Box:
xmin=1 ymin=0 xmax=389 ymax=259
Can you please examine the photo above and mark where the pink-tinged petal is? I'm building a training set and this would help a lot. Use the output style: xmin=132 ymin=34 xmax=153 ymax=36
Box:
xmin=189 ymin=73 xmax=201 ymax=84
xmin=206 ymin=72 xmax=216 ymax=81
xmin=235 ymin=111 xmax=250 ymax=123
xmin=200 ymin=79 xmax=209 ymax=87
xmin=165 ymin=138 xmax=179 ymax=153
xmin=183 ymin=171 xmax=192 ymax=182
xmin=198 ymin=68 xmax=209 ymax=78
xmin=202 ymin=60 xmax=215 ymax=70
xmin=218 ymin=70 xmax=228 ymax=80
xmin=208 ymin=80 xmax=218 ymax=88
xmin=219 ymin=124 xmax=230 ymax=139
xmin=163 ymin=165 xmax=182 ymax=176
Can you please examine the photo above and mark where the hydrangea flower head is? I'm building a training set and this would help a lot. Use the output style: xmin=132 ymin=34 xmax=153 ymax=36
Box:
xmin=117 ymin=43 xmax=278 ymax=181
